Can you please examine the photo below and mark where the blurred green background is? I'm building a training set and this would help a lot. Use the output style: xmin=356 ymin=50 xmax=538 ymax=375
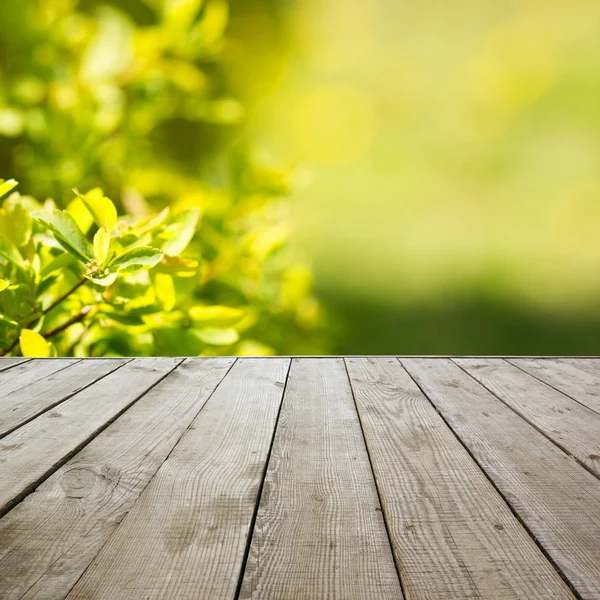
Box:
xmin=249 ymin=0 xmax=600 ymax=354
xmin=3 ymin=0 xmax=600 ymax=354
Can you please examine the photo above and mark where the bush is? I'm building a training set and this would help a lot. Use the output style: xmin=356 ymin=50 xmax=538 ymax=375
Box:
xmin=0 ymin=0 xmax=328 ymax=357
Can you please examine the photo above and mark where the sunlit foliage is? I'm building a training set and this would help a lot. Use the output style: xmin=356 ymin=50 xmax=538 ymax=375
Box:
xmin=0 ymin=0 xmax=328 ymax=356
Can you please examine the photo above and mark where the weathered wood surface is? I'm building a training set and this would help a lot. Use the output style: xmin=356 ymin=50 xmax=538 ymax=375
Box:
xmin=0 ymin=358 xmax=177 ymax=516
xmin=403 ymin=358 xmax=600 ymax=600
xmin=240 ymin=358 xmax=401 ymax=599
xmin=346 ymin=357 xmax=574 ymax=600
xmin=0 ymin=358 xmax=234 ymax=600
xmin=0 ymin=358 xmax=30 ymax=373
xmin=0 ymin=357 xmax=599 ymax=599
xmin=456 ymin=358 xmax=600 ymax=476
xmin=0 ymin=358 xmax=124 ymax=438
xmin=508 ymin=357 xmax=600 ymax=414
xmin=68 ymin=358 xmax=289 ymax=600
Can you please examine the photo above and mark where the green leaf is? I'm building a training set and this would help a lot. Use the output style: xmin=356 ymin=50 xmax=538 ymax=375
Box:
xmin=41 ymin=252 xmax=78 ymax=277
xmin=31 ymin=209 xmax=93 ymax=263
xmin=0 ymin=236 xmax=25 ymax=267
xmin=20 ymin=328 xmax=51 ymax=357
xmin=86 ymin=271 xmax=118 ymax=287
xmin=93 ymin=226 xmax=111 ymax=264
xmin=196 ymin=327 xmax=239 ymax=346
xmin=0 ymin=278 xmax=9 ymax=292
xmin=109 ymin=246 xmax=163 ymax=273
xmin=0 ymin=179 xmax=18 ymax=199
xmin=0 ymin=313 xmax=19 ymax=326
xmin=98 ymin=307 xmax=145 ymax=326
xmin=160 ymin=208 xmax=200 ymax=257
xmin=189 ymin=305 xmax=245 ymax=327
xmin=37 ymin=273 xmax=61 ymax=296
xmin=74 ymin=188 xmax=118 ymax=231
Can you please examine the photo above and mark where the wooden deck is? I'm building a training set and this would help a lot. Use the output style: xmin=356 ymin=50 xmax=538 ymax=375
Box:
xmin=0 ymin=357 xmax=599 ymax=599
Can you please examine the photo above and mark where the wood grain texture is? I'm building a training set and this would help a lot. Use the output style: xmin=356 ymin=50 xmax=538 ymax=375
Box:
xmin=456 ymin=358 xmax=600 ymax=477
xmin=558 ymin=358 xmax=600 ymax=378
xmin=0 ymin=358 xmax=234 ymax=600
xmin=0 ymin=359 xmax=79 ymax=403
xmin=346 ymin=357 xmax=574 ymax=600
xmin=0 ymin=358 xmax=126 ymax=438
xmin=402 ymin=358 xmax=600 ymax=600
xmin=240 ymin=358 xmax=402 ymax=600
xmin=0 ymin=358 xmax=180 ymax=517
xmin=507 ymin=358 xmax=600 ymax=414
xmin=0 ymin=358 xmax=30 ymax=373
xmin=67 ymin=358 xmax=290 ymax=600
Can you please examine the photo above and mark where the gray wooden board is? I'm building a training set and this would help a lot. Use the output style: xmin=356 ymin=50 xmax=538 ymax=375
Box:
xmin=0 ymin=358 xmax=234 ymax=600
xmin=345 ymin=357 xmax=574 ymax=600
xmin=67 ymin=358 xmax=290 ymax=600
xmin=0 ymin=359 xmax=79 ymax=402
xmin=507 ymin=358 xmax=600 ymax=414
xmin=239 ymin=358 xmax=402 ymax=599
xmin=455 ymin=358 xmax=600 ymax=477
xmin=0 ymin=358 xmax=127 ymax=438
xmin=0 ymin=359 xmax=30 ymax=373
xmin=402 ymin=358 xmax=600 ymax=600
xmin=558 ymin=358 xmax=600 ymax=378
xmin=0 ymin=358 xmax=180 ymax=517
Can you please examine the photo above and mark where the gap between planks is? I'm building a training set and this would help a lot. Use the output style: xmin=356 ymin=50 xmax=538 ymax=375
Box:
xmin=0 ymin=358 xmax=236 ymax=600
xmin=401 ymin=358 xmax=600 ymax=600
xmin=0 ymin=358 xmax=182 ymax=518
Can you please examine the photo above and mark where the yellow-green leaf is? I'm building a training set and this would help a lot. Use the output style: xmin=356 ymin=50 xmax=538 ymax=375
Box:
xmin=19 ymin=329 xmax=51 ymax=357
xmin=0 ymin=236 xmax=25 ymax=267
xmin=67 ymin=197 xmax=94 ymax=234
xmin=75 ymin=188 xmax=118 ymax=231
xmin=0 ymin=179 xmax=18 ymax=199
xmin=154 ymin=272 xmax=176 ymax=312
xmin=93 ymin=226 xmax=111 ymax=264
xmin=130 ymin=207 xmax=169 ymax=236
xmin=0 ymin=193 xmax=32 ymax=247
xmin=196 ymin=327 xmax=239 ymax=346
xmin=0 ymin=278 xmax=10 ymax=292
xmin=189 ymin=305 xmax=245 ymax=327
xmin=235 ymin=339 xmax=276 ymax=356
xmin=160 ymin=208 xmax=200 ymax=257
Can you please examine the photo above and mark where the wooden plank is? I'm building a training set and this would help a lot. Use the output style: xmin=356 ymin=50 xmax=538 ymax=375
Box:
xmin=0 ymin=358 xmax=234 ymax=600
xmin=0 ymin=358 xmax=30 ymax=373
xmin=345 ymin=357 xmax=574 ymax=600
xmin=67 ymin=358 xmax=290 ymax=600
xmin=402 ymin=358 xmax=600 ymax=600
xmin=0 ymin=358 xmax=127 ymax=438
xmin=507 ymin=358 xmax=600 ymax=414
xmin=0 ymin=358 xmax=180 ymax=517
xmin=456 ymin=358 xmax=600 ymax=477
xmin=558 ymin=358 xmax=600 ymax=378
xmin=240 ymin=358 xmax=402 ymax=600
xmin=0 ymin=359 xmax=79 ymax=400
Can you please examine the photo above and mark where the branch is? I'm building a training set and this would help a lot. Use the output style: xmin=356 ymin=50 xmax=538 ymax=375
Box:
xmin=36 ymin=278 xmax=87 ymax=323
xmin=0 ymin=277 xmax=88 ymax=356
xmin=42 ymin=306 xmax=92 ymax=340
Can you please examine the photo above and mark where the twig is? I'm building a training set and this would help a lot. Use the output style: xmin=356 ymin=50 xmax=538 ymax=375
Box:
xmin=37 ymin=278 xmax=87 ymax=322
xmin=42 ymin=306 xmax=92 ymax=340
xmin=0 ymin=278 xmax=87 ymax=356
